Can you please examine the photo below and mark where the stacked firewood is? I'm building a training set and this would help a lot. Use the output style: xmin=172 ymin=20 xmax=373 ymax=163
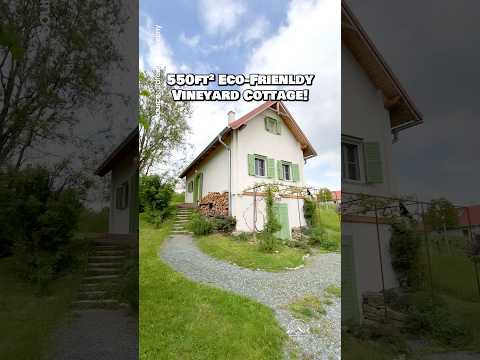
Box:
xmin=199 ymin=192 xmax=229 ymax=217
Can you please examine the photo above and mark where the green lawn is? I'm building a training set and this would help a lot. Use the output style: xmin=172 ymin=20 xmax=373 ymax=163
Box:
xmin=0 ymin=257 xmax=82 ymax=360
xmin=139 ymin=218 xmax=286 ymax=360
xmin=196 ymin=234 xmax=306 ymax=271
xmin=427 ymin=249 xmax=480 ymax=302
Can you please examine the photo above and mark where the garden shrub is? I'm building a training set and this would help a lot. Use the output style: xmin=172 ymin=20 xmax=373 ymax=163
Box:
xmin=406 ymin=294 xmax=470 ymax=348
xmin=303 ymin=197 xmax=317 ymax=227
xmin=140 ymin=175 xmax=175 ymax=223
xmin=308 ymin=226 xmax=325 ymax=246
xmin=390 ymin=219 xmax=424 ymax=289
xmin=0 ymin=166 xmax=85 ymax=287
xmin=212 ymin=216 xmax=236 ymax=233
xmin=188 ymin=212 xmax=213 ymax=236
xmin=233 ymin=232 xmax=251 ymax=242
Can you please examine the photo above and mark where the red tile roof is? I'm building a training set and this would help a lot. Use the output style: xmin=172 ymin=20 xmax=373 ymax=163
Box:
xmin=458 ymin=205 xmax=480 ymax=227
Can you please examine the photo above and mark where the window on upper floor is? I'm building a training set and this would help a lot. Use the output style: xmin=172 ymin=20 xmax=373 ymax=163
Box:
xmin=254 ymin=156 xmax=266 ymax=177
xmin=264 ymin=116 xmax=281 ymax=135
xmin=282 ymin=162 xmax=291 ymax=181
xmin=341 ymin=141 xmax=361 ymax=181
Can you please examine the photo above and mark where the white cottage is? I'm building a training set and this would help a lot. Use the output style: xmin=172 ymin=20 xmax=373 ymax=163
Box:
xmin=95 ymin=127 xmax=139 ymax=235
xmin=179 ymin=101 xmax=317 ymax=239
xmin=341 ymin=1 xmax=423 ymax=322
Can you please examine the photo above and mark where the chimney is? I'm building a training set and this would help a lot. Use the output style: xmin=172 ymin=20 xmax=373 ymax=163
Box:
xmin=228 ymin=110 xmax=235 ymax=125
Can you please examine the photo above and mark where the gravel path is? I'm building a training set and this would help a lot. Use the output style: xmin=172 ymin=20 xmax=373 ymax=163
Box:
xmin=160 ymin=234 xmax=341 ymax=360
xmin=50 ymin=309 xmax=138 ymax=360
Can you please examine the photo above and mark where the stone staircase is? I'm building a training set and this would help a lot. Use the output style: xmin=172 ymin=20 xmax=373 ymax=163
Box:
xmin=73 ymin=239 xmax=127 ymax=309
xmin=171 ymin=207 xmax=193 ymax=235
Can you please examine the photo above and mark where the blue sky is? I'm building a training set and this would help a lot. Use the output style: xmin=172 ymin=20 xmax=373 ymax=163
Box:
xmin=139 ymin=0 xmax=340 ymax=190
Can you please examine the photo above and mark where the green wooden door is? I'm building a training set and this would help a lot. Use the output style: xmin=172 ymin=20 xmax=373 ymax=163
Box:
xmin=273 ymin=203 xmax=290 ymax=240
xmin=342 ymin=235 xmax=361 ymax=323
xmin=193 ymin=173 xmax=203 ymax=205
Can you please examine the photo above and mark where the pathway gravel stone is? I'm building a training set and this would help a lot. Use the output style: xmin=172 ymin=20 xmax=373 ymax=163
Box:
xmin=160 ymin=234 xmax=341 ymax=360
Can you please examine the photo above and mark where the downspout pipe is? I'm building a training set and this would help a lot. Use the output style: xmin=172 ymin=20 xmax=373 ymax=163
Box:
xmin=218 ymin=134 xmax=232 ymax=216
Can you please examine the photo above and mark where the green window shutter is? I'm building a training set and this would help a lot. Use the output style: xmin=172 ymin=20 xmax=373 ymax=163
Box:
xmin=264 ymin=118 xmax=271 ymax=132
xmin=248 ymin=154 xmax=255 ymax=176
xmin=198 ymin=173 xmax=203 ymax=201
xmin=277 ymin=160 xmax=283 ymax=180
xmin=292 ymin=163 xmax=300 ymax=182
xmin=276 ymin=119 xmax=281 ymax=135
xmin=267 ymin=158 xmax=275 ymax=178
xmin=364 ymin=142 xmax=383 ymax=183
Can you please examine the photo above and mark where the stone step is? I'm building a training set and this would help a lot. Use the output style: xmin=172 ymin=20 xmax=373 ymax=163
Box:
xmin=171 ymin=231 xmax=192 ymax=235
xmin=77 ymin=290 xmax=107 ymax=300
xmin=94 ymin=250 xmax=125 ymax=256
xmin=88 ymin=262 xmax=123 ymax=268
xmin=82 ymin=275 xmax=119 ymax=283
xmin=72 ymin=299 xmax=119 ymax=309
xmin=89 ymin=255 xmax=125 ymax=262
xmin=94 ymin=245 xmax=123 ymax=251
xmin=86 ymin=268 xmax=122 ymax=276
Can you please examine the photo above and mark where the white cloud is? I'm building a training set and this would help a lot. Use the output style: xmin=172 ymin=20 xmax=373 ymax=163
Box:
xmin=179 ymin=32 xmax=201 ymax=48
xmin=199 ymin=0 xmax=246 ymax=34
xmin=245 ymin=0 xmax=341 ymax=189
xmin=139 ymin=14 xmax=177 ymax=72
xmin=245 ymin=16 xmax=270 ymax=42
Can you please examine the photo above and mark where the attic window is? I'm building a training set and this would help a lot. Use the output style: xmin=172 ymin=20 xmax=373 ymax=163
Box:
xmin=264 ymin=117 xmax=281 ymax=135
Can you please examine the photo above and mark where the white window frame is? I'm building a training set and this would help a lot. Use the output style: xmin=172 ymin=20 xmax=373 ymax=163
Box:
xmin=254 ymin=156 xmax=266 ymax=177
xmin=341 ymin=138 xmax=364 ymax=183
xmin=282 ymin=162 xmax=292 ymax=181
xmin=265 ymin=116 xmax=279 ymax=135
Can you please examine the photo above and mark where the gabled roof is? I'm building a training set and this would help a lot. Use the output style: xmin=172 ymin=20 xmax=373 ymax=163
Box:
xmin=342 ymin=0 xmax=423 ymax=132
xmin=178 ymin=101 xmax=317 ymax=178
xmin=95 ymin=127 xmax=138 ymax=176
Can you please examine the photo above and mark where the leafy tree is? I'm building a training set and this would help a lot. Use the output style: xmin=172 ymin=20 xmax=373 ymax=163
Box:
xmin=0 ymin=1 xmax=126 ymax=168
xmin=0 ymin=165 xmax=88 ymax=288
xmin=139 ymin=174 xmax=175 ymax=225
xmin=424 ymin=198 xmax=458 ymax=232
xmin=318 ymin=188 xmax=332 ymax=202
xmin=139 ymin=69 xmax=191 ymax=175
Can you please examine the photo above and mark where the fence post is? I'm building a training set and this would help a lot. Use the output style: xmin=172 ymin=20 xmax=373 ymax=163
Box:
xmin=296 ymin=187 xmax=302 ymax=241
xmin=421 ymin=203 xmax=435 ymax=301
xmin=466 ymin=207 xmax=480 ymax=296
xmin=374 ymin=202 xmax=388 ymax=321
xmin=253 ymin=187 xmax=257 ymax=241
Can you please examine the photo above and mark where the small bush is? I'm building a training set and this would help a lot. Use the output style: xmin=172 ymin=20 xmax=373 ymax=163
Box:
xmin=303 ymin=197 xmax=317 ymax=227
xmin=188 ymin=213 xmax=213 ymax=236
xmin=406 ymin=297 xmax=470 ymax=348
xmin=234 ymin=232 xmax=251 ymax=242
xmin=212 ymin=216 xmax=236 ymax=233
xmin=308 ymin=226 xmax=325 ymax=246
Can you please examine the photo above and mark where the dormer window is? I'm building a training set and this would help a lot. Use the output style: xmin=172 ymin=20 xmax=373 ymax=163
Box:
xmin=264 ymin=116 xmax=281 ymax=135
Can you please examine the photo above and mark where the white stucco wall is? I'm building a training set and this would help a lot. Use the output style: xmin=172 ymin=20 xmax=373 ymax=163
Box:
xmin=232 ymin=109 xmax=306 ymax=195
xmin=342 ymin=44 xmax=396 ymax=197
xmin=184 ymin=141 xmax=230 ymax=205
xmin=233 ymin=195 xmax=305 ymax=233
xmin=110 ymin=152 xmax=136 ymax=234
xmin=343 ymin=222 xmax=398 ymax=303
